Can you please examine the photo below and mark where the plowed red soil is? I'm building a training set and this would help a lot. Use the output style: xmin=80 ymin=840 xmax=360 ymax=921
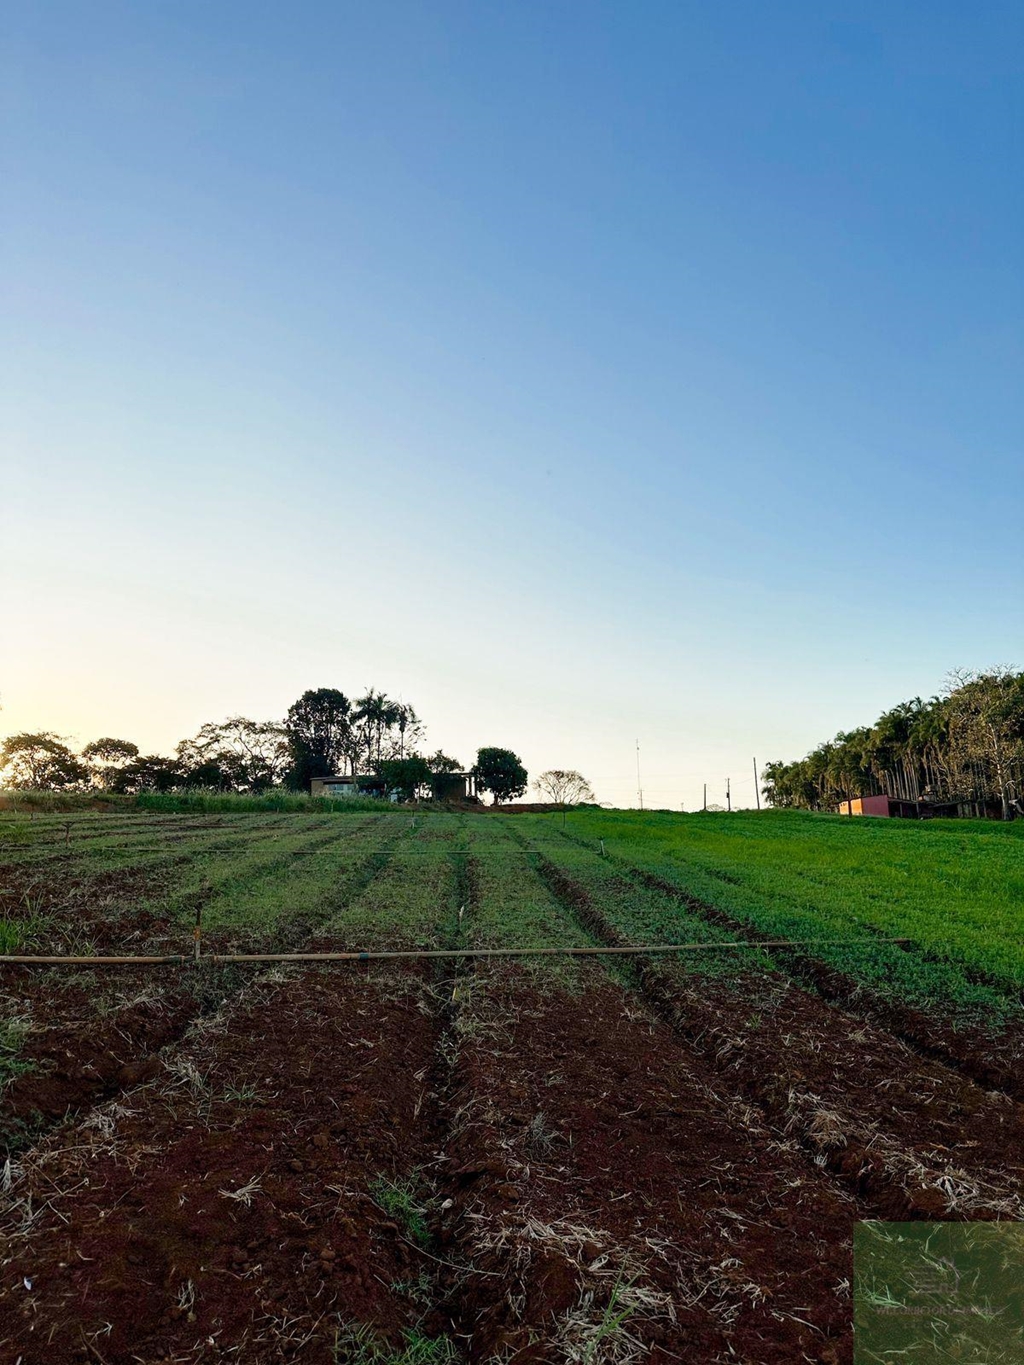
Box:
xmin=0 ymin=968 xmax=442 ymax=1364
xmin=1 ymin=973 xmax=199 ymax=1147
xmin=1 ymin=950 xmax=1021 ymax=1362
xmin=538 ymin=860 xmax=1024 ymax=1222
xmin=437 ymin=966 xmax=854 ymax=1363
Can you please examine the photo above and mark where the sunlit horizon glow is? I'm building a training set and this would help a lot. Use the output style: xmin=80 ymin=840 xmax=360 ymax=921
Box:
xmin=3 ymin=3 xmax=1021 ymax=810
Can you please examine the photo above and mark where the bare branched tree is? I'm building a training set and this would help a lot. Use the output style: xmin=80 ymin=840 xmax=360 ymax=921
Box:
xmin=534 ymin=769 xmax=595 ymax=806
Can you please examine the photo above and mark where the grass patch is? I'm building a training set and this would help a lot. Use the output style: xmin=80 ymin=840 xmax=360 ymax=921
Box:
xmin=0 ymin=920 xmax=35 ymax=953
xmin=467 ymin=820 xmax=590 ymax=962
xmin=369 ymin=1173 xmax=433 ymax=1248
xmin=0 ymin=822 xmax=36 ymax=848
xmin=329 ymin=818 xmax=460 ymax=948
xmin=334 ymin=1325 xmax=458 ymax=1365
xmin=0 ymin=1018 xmax=34 ymax=1092
xmin=0 ymin=791 xmax=133 ymax=814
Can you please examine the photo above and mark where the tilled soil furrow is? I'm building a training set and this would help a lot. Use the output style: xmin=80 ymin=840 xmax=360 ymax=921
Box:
xmin=0 ymin=819 xmax=409 ymax=1160
xmin=432 ymin=965 xmax=855 ymax=1363
xmin=534 ymin=856 xmax=1024 ymax=1224
xmin=0 ymin=967 xmax=445 ymax=1363
xmin=414 ymin=836 xmax=852 ymax=1361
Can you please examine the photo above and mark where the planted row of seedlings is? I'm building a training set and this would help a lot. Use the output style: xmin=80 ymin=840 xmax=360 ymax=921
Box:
xmin=1 ymin=812 xmax=398 ymax=958
xmin=0 ymin=815 xmax=412 ymax=1163
xmin=559 ymin=809 xmax=1024 ymax=998
xmin=0 ymin=812 xmax=293 ymax=872
xmin=538 ymin=817 xmax=1024 ymax=1103
xmin=0 ymin=814 xmax=348 ymax=956
xmin=636 ymin=857 xmax=1024 ymax=1103
xmin=546 ymin=815 xmax=1024 ymax=1089
xmin=419 ymin=817 xmax=860 ymax=1363
xmin=511 ymin=823 xmax=1024 ymax=1228
xmin=0 ymin=819 xmax=470 ymax=1361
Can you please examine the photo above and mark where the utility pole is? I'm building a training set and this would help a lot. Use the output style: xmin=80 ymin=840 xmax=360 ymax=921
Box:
xmin=726 ymin=777 xmax=731 ymax=813
xmin=635 ymin=739 xmax=644 ymax=811
xmin=703 ymin=783 xmax=707 ymax=812
xmin=753 ymin=757 xmax=760 ymax=811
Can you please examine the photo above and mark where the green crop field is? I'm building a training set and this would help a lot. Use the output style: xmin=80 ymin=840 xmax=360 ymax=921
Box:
xmin=535 ymin=807 xmax=1024 ymax=1013
xmin=1 ymin=804 xmax=1022 ymax=1361
xmin=1 ymin=803 xmax=1020 ymax=1015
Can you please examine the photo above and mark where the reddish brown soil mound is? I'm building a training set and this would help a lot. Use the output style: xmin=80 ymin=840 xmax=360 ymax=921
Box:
xmin=1 ymin=975 xmax=198 ymax=1147
xmin=438 ymin=967 xmax=854 ymax=1363
xmin=0 ymin=967 xmax=441 ymax=1364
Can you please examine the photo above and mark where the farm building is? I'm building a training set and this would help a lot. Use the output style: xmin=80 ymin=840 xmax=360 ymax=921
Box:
xmin=837 ymin=794 xmax=962 ymax=819
xmin=430 ymin=770 xmax=478 ymax=801
xmin=310 ymin=775 xmax=389 ymax=799
xmin=310 ymin=772 xmax=478 ymax=801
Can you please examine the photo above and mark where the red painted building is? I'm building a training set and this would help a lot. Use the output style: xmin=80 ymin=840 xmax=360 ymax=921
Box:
xmin=837 ymin=794 xmax=961 ymax=818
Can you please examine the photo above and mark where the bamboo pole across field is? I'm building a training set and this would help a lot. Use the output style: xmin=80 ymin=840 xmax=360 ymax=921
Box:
xmin=0 ymin=937 xmax=911 ymax=966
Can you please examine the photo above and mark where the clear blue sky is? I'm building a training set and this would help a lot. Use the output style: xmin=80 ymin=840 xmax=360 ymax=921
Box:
xmin=3 ymin=2 xmax=1021 ymax=809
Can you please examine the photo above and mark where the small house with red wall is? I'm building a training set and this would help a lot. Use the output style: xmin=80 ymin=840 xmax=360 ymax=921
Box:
xmin=837 ymin=794 xmax=961 ymax=818
xmin=837 ymin=795 xmax=901 ymax=817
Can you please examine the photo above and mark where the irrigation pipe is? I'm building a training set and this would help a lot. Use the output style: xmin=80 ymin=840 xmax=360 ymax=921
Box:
xmin=0 ymin=937 xmax=911 ymax=967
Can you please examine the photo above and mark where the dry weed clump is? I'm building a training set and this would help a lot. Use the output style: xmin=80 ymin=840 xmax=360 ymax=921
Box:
xmin=473 ymin=1215 xmax=677 ymax=1364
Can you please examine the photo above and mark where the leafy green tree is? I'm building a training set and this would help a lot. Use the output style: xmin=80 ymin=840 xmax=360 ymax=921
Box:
xmin=426 ymin=750 xmax=461 ymax=775
xmin=945 ymin=669 xmax=1024 ymax=819
xmin=109 ymin=754 xmax=183 ymax=794
xmin=377 ymin=755 xmax=432 ymax=802
xmin=473 ymin=747 xmax=528 ymax=805
xmin=394 ymin=703 xmax=422 ymax=760
xmin=285 ymin=689 xmax=353 ymax=787
xmin=82 ymin=738 xmax=140 ymax=791
xmin=764 ymin=669 xmax=1024 ymax=817
xmin=178 ymin=717 xmax=289 ymax=793
xmin=173 ymin=738 xmax=236 ymax=790
xmin=0 ymin=733 xmax=88 ymax=790
xmin=351 ymin=692 xmax=423 ymax=770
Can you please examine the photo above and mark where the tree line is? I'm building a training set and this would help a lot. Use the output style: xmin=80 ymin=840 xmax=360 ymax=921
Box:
xmin=762 ymin=669 xmax=1024 ymax=820
xmin=0 ymin=686 xmax=533 ymax=805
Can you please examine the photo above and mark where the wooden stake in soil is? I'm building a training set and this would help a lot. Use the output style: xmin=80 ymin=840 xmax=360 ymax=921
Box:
xmin=193 ymin=904 xmax=203 ymax=961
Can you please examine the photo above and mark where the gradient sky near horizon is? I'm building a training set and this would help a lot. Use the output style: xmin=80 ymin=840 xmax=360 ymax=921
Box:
xmin=3 ymin=2 xmax=1022 ymax=810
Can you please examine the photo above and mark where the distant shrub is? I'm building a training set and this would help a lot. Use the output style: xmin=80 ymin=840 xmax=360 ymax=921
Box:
xmin=135 ymin=789 xmax=395 ymax=814
xmin=0 ymin=789 xmax=132 ymax=814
